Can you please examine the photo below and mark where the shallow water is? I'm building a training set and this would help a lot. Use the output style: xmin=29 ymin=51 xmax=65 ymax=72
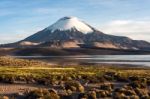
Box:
xmin=14 ymin=55 xmax=150 ymax=66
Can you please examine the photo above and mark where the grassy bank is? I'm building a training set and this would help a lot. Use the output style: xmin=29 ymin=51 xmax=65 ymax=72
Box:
xmin=0 ymin=66 xmax=150 ymax=77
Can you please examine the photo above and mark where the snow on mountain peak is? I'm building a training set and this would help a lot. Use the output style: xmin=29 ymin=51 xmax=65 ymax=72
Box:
xmin=47 ymin=16 xmax=93 ymax=33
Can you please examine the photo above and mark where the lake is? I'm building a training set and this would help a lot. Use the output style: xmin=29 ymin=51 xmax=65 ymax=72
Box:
xmin=14 ymin=55 xmax=150 ymax=67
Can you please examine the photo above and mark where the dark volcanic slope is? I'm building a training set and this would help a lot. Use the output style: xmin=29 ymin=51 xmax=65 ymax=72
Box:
xmin=23 ymin=29 xmax=150 ymax=50
xmin=21 ymin=17 xmax=150 ymax=50
xmin=84 ymin=31 xmax=150 ymax=50
xmin=14 ymin=48 xmax=150 ymax=56
xmin=24 ymin=29 xmax=85 ymax=42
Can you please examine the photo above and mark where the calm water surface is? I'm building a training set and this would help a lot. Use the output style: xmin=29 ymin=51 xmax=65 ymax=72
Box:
xmin=14 ymin=55 xmax=150 ymax=66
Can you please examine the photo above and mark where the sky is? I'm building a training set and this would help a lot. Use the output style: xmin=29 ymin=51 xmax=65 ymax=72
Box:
xmin=0 ymin=0 xmax=150 ymax=44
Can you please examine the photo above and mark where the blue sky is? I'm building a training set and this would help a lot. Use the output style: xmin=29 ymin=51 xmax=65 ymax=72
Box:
xmin=0 ymin=0 xmax=150 ymax=44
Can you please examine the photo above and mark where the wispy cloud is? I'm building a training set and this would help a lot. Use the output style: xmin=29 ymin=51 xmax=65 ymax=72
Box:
xmin=100 ymin=20 xmax=150 ymax=41
xmin=0 ymin=28 xmax=41 ymax=44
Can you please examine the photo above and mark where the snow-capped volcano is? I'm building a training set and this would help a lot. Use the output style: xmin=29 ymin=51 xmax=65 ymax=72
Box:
xmin=22 ymin=16 xmax=96 ymax=43
xmin=11 ymin=16 xmax=150 ymax=50
xmin=47 ymin=16 xmax=93 ymax=33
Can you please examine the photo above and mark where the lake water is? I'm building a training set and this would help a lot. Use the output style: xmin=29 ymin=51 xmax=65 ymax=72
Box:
xmin=14 ymin=55 xmax=150 ymax=67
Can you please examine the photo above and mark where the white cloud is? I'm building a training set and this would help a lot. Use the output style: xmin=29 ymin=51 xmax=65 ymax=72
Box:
xmin=0 ymin=33 xmax=23 ymax=44
xmin=99 ymin=20 xmax=150 ymax=41
xmin=0 ymin=28 xmax=41 ymax=44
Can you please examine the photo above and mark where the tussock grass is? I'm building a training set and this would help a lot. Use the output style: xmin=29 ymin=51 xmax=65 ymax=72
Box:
xmin=0 ymin=56 xmax=48 ymax=67
xmin=0 ymin=57 xmax=150 ymax=99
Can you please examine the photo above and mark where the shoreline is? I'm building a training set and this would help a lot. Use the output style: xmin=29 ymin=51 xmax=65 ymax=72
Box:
xmin=11 ymin=55 xmax=150 ymax=67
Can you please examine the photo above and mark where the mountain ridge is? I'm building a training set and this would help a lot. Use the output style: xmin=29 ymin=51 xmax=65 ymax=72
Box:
xmin=1 ymin=16 xmax=150 ymax=50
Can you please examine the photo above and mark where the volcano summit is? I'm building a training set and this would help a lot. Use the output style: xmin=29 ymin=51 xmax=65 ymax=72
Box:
xmin=47 ymin=16 xmax=93 ymax=33
xmin=23 ymin=16 xmax=95 ymax=43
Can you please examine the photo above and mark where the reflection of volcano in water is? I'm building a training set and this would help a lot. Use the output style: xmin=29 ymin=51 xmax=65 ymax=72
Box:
xmin=14 ymin=55 xmax=150 ymax=67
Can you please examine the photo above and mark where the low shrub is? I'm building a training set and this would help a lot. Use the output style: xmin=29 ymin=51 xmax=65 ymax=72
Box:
xmin=25 ymin=89 xmax=60 ymax=99
xmin=88 ymin=91 xmax=97 ymax=99
xmin=64 ymin=81 xmax=84 ymax=92
xmin=96 ymin=90 xmax=107 ymax=98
